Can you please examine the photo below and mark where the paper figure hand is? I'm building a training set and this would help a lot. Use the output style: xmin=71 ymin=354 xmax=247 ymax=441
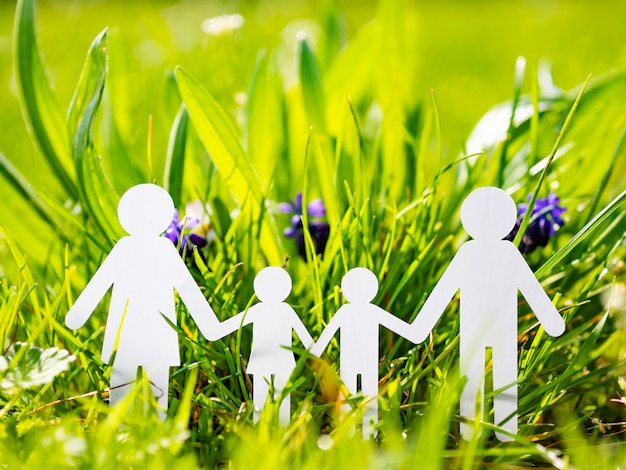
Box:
xmin=309 ymin=317 xmax=339 ymax=358
xmin=407 ymin=315 xmax=432 ymax=344
xmin=192 ymin=303 xmax=231 ymax=341
xmin=546 ymin=316 xmax=566 ymax=337
xmin=65 ymin=303 xmax=90 ymax=330
xmin=213 ymin=312 xmax=246 ymax=340
xmin=192 ymin=310 xmax=215 ymax=340
xmin=309 ymin=341 xmax=325 ymax=358
xmin=64 ymin=281 xmax=110 ymax=330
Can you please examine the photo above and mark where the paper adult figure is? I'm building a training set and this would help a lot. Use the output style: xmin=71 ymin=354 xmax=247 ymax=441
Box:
xmin=221 ymin=266 xmax=314 ymax=425
xmin=311 ymin=267 xmax=421 ymax=437
xmin=413 ymin=186 xmax=566 ymax=441
xmin=65 ymin=184 xmax=222 ymax=419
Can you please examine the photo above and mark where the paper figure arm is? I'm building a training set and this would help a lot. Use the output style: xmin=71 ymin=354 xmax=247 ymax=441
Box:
xmin=171 ymin=249 xmax=224 ymax=340
xmin=291 ymin=314 xmax=314 ymax=350
xmin=310 ymin=310 xmax=344 ymax=357
xmin=411 ymin=252 xmax=463 ymax=343
xmin=176 ymin=274 xmax=226 ymax=340
xmin=377 ymin=306 xmax=420 ymax=343
xmin=65 ymin=247 xmax=118 ymax=330
xmin=217 ymin=310 xmax=252 ymax=338
xmin=516 ymin=255 xmax=565 ymax=337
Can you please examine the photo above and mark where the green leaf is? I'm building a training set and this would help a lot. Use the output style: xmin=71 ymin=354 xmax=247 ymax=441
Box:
xmin=376 ymin=0 xmax=411 ymax=199
xmin=246 ymin=51 xmax=283 ymax=190
xmin=513 ymin=74 xmax=590 ymax=248
xmin=0 ymin=342 xmax=74 ymax=390
xmin=324 ymin=21 xmax=376 ymax=135
xmin=318 ymin=3 xmax=345 ymax=72
xmin=68 ymin=28 xmax=122 ymax=243
xmin=536 ymin=188 xmax=626 ymax=280
xmin=13 ymin=0 xmax=77 ymax=199
xmin=0 ymin=224 xmax=41 ymax=314
xmin=175 ymin=67 xmax=262 ymax=205
xmin=164 ymin=105 xmax=189 ymax=207
xmin=209 ymin=197 xmax=232 ymax=239
xmin=174 ymin=66 xmax=283 ymax=264
xmin=496 ymin=56 xmax=526 ymax=187
xmin=298 ymin=42 xmax=341 ymax=228
xmin=552 ymin=312 xmax=609 ymax=390
xmin=299 ymin=39 xmax=326 ymax=133
xmin=0 ymin=151 xmax=55 ymax=226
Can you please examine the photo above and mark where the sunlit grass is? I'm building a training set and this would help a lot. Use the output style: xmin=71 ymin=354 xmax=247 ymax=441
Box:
xmin=0 ymin=0 xmax=625 ymax=468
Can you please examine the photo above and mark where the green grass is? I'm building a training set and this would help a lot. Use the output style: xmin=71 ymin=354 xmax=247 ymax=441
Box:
xmin=1 ymin=0 xmax=625 ymax=468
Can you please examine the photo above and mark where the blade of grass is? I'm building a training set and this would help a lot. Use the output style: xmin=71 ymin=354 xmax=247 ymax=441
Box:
xmin=299 ymin=41 xmax=341 ymax=228
xmin=67 ymin=28 xmax=121 ymax=243
xmin=514 ymin=74 xmax=591 ymax=248
xmin=585 ymin=126 xmax=626 ymax=220
xmin=496 ymin=56 xmax=526 ymax=188
xmin=175 ymin=67 xmax=262 ymax=208
xmin=536 ymin=188 xmax=626 ymax=280
xmin=377 ymin=0 xmax=409 ymax=200
xmin=0 ymin=151 xmax=55 ymax=226
xmin=13 ymin=0 xmax=77 ymax=200
xmin=164 ymin=105 xmax=189 ymax=207
xmin=0 ymin=225 xmax=40 ymax=315
xmin=299 ymin=39 xmax=326 ymax=134
xmin=175 ymin=66 xmax=284 ymax=264
xmin=31 ymin=187 xmax=109 ymax=254
xmin=246 ymin=50 xmax=284 ymax=192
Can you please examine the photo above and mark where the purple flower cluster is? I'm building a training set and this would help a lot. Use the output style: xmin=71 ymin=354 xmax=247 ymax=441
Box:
xmin=279 ymin=193 xmax=330 ymax=259
xmin=163 ymin=209 xmax=208 ymax=258
xmin=506 ymin=192 xmax=566 ymax=254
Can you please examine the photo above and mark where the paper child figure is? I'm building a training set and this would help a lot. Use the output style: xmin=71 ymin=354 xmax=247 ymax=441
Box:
xmin=311 ymin=267 xmax=421 ymax=437
xmin=221 ymin=266 xmax=314 ymax=425
xmin=65 ymin=184 xmax=222 ymax=419
xmin=413 ymin=186 xmax=566 ymax=441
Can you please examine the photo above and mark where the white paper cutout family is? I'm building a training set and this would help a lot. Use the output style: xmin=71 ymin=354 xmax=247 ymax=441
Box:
xmin=65 ymin=184 xmax=565 ymax=441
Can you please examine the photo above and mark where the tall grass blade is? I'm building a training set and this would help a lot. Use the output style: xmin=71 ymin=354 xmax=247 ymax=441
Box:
xmin=0 ymin=151 xmax=54 ymax=226
xmin=164 ymin=105 xmax=189 ymax=207
xmin=536 ymin=188 xmax=626 ymax=279
xmin=513 ymin=74 xmax=591 ymax=248
xmin=246 ymin=51 xmax=283 ymax=189
xmin=299 ymin=43 xmax=341 ymax=227
xmin=174 ymin=66 xmax=283 ymax=264
xmin=68 ymin=28 xmax=121 ymax=243
xmin=585 ymin=126 xmax=626 ymax=219
xmin=13 ymin=0 xmax=77 ymax=199
xmin=0 ymin=225 xmax=40 ymax=314
xmin=299 ymin=39 xmax=326 ymax=133
xmin=496 ymin=56 xmax=525 ymax=187
xmin=377 ymin=0 xmax=409 ymax=199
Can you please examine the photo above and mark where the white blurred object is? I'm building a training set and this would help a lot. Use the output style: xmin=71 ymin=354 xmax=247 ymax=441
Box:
xmin=201 ymin=14 xmax=244 ymax=36
xmin=465 ymin=60 xmax=562 ymax=154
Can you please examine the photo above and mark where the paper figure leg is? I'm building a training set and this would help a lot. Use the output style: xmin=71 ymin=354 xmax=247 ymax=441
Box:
xmin=148 ymin=367 xmax=170 ymax=420
xmin=459 ymin=346 xmax=485 ymax=440
xmin=361 ymin=372 xmax=379 ymax=438
xmin=253 ymin=375 xmax=270 ymax=423
xmin=493 ymin=345 xmax=517 ymax=441
xmin=110 ymin=363 xmax=136 ymax=409
xmin=340 ymin=371 xmax=357 ymax=417
xmin=273 ymin=375 xmax=290 ymax=426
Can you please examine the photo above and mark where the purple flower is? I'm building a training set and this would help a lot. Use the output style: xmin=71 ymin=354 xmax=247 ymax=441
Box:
xmin=279 ymin=193 xmax=330 ymax=259
xmin=506 ymin=192 xmax=566 ymax=254
xmin=163 ymin=209 xmax=208 ymax=258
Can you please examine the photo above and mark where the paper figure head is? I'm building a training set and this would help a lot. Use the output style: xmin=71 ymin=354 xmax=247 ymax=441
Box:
xmin=341 ymin=267 xmax=378 ymax=303
xmin=118 ymin=184 xmax=175 ymax=236
xmin=254 ymin=266 xmax=292 ymax=302
xmin=460 ymin=187 xmax=517 ymax=241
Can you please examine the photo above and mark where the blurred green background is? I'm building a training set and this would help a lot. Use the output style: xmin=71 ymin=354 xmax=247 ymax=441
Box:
xmin=1 ymin=0 xmax=625 ymax=260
